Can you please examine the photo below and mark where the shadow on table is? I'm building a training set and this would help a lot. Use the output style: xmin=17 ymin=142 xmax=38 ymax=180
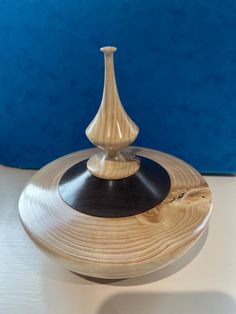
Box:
xmin=97 ymin=291 xmax=236 ymax=314
xmin=79 ymin=227 xmax=209 ymax=286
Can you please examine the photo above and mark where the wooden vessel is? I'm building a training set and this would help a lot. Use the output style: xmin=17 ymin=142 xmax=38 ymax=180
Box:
xmin=19 ymin=46 xmax=212 ymax=279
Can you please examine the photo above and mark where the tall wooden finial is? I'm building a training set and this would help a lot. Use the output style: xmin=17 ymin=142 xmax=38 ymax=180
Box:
xmin=86 ymin=46 xmax=140 ymax=180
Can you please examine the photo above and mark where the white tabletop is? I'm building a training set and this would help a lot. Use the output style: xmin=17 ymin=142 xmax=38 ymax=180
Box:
xmin=0 ymin=165 xmax=235 ymax=314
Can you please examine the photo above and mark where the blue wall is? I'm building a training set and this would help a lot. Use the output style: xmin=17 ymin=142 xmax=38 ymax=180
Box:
xmin=0 ymin=0 xmax=235 ymax=172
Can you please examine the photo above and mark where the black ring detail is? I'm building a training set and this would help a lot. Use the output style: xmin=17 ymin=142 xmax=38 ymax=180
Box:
xmin=58 ymin=156 xmax=171 ymax=218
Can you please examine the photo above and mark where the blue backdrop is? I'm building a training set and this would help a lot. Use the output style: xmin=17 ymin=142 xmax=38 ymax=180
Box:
xmin=0 ymin=0 xmax=235 ymax=173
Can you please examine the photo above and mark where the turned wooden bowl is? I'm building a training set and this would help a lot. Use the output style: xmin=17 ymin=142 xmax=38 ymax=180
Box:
xmin=18 ymin=46 xmax=212 ymax=279
xmin=19 ymin=147 xmax=212 ymax=279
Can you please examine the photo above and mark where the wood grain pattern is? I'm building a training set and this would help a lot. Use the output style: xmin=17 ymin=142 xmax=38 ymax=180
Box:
xmin=18 ymin=147 xmax=212 ymax=279
xmin=86 ymin=47 xmax=140 ymax=179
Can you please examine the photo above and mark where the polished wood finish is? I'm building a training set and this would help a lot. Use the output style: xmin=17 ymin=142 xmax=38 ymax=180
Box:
xmin=19 ymin=147 xmax=212 ymax=279
xmin=86 ymin=47 xmax=140 ymax=180
xmin=58 ymin=157 xmax=171 ymax=218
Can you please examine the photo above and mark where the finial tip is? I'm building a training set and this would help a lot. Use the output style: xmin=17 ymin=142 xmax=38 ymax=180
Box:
xmin=100 ymin=46 xmax=117 ymax=54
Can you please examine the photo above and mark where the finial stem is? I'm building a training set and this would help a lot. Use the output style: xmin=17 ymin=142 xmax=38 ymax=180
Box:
xmin=101 ymin=47 xmax=118 ymax=110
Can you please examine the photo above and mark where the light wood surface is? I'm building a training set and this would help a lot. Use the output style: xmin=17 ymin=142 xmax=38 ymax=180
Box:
xmin=18 ymin=147 xmax=212 ymax=279
xmin=1 ymin=166 xmax=235 ymax=314
xmin=86 ymin=47 xmax=140 ymax=180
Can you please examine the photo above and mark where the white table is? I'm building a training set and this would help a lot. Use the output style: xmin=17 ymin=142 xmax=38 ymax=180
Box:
xmin=0 ymin=165 xmax=235 ymax=314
